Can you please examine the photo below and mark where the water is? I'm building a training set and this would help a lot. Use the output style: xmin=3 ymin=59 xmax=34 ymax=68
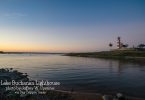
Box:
xmin=0 ymin=54 xmax=145 ymax=98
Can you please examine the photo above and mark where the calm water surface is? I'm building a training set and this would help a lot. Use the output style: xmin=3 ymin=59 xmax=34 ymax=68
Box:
xmin=0 ymin=54 xmax=145 ymax=98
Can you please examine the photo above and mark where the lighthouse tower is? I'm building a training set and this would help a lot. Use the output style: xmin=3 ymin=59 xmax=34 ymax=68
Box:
xmin=117 ymin=37 xmax=122 ymax=49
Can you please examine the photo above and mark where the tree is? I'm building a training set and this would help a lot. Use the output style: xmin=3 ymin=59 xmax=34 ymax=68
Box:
xmin=109 ymin=43 xmax=113 ymax=50
xmin=122 ymin=44 xmax=128 ymax=48
xmin=138 ymin=44 xmax=145 ymax=48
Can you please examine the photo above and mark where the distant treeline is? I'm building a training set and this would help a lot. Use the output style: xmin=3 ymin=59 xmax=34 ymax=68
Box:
xmin=0 ymin=51 xmax=4 ymax=53
xmin=0 ymin=51 xmax=64 ymax=54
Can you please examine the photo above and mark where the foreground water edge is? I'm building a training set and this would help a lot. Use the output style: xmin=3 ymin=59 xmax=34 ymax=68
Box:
xmin=0 ymin=54 xmax=145 ymax=98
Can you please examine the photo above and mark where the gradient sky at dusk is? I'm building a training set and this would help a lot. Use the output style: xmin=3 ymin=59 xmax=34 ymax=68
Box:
xmin=0 ymin=0 xmax=145 ymax=52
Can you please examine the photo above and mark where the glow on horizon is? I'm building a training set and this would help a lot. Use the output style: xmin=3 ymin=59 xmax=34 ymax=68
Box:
xmin=1 ymin=22 xmax=145 ymax=53
xmin=0 ymin=27 xmax=108 ymax=52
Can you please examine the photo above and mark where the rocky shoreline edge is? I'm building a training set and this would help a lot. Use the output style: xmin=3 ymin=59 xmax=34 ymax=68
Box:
xmin=0 ymin=68 xmax=144 ymax=100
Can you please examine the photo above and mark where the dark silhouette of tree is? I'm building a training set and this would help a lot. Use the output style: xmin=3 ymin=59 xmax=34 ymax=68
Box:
xmin=138 ymin=44 xmax=145 ymax=48
xmin=109 ymin=43 xmax=113 ymax=50
xmin=109 ymin=43 xmax=113 ymax=47
xmin=122 ymin=44 xmax=128 ymax=48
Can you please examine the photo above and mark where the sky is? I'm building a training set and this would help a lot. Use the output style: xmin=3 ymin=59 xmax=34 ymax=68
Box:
xmin=0 ymin=0 xmax=145 ymax=52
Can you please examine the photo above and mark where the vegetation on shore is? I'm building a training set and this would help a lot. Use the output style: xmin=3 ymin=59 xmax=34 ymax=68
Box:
xmin=66 ymin=50 xmax=145 ymax=62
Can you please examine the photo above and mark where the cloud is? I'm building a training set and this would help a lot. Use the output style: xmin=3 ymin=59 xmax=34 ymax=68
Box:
xmin=0 ymin=12 xmax=27 ymax=17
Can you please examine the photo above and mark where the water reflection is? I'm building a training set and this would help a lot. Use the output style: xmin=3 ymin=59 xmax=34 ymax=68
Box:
xmin=0 ymin=54 xmax=145 ymax=98
xmin=107 ymin=58 xmax=145 ymax=74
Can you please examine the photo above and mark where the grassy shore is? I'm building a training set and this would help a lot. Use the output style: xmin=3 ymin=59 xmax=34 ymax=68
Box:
xmin=66 ymin=50 xmax=145 ymax=62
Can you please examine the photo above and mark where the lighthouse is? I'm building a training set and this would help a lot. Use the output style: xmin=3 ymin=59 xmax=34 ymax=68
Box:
xmin=117 ymin=37 xmax=122 ymax=49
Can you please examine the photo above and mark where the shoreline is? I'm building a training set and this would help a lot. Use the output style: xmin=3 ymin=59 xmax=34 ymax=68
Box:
xmin=65 ymin=50 xmax=145 ymax=63
xmin=0 ymin=68 xmax=145 ymax=100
